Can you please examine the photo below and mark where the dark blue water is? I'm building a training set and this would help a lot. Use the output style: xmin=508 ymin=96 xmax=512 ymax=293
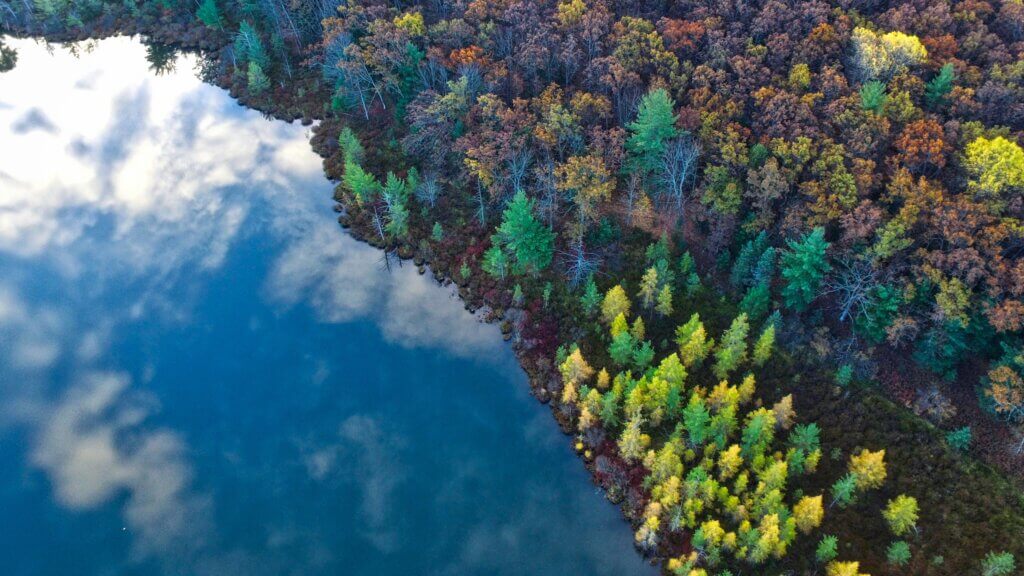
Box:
xmin=0 ymin=37 xmax=654 ymax=576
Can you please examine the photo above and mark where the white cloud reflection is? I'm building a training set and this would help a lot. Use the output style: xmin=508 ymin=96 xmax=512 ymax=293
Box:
xmin=31 ymin=371 xmax=214 ymax=563
xmin=0 ymin=35 xmax=501 ymax=358
xmin=265 ymin=222 xmax=503 ymax=359
xmin=0 ymin=34 xmax=507 ymax=573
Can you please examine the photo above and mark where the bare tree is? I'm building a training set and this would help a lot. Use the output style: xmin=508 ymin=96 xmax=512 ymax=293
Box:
xmin=414 ymin=171 xmax=441 ymax=208
xmin=534 ymin=159 xmax=565 ymax=229
xmin=505 ymin=148 xmax=533 ymax=196
xmin=621 ymin=172 xmax=642 ymax=225
xmin=560 ymin=241 xmax=602 ymax=288
xmin=824 ymin=258 xmax=879 ymax=324
xmin=658 ymin=135 xmax=700 ymax=216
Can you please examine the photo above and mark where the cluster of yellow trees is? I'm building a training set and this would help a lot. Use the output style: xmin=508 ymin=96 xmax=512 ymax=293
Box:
xmin=557 ymin=285 xmax=900 ymax=574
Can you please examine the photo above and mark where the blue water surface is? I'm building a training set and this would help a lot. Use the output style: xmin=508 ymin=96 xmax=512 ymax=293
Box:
xmin=0 ymin=36 xmax=655 ymax=576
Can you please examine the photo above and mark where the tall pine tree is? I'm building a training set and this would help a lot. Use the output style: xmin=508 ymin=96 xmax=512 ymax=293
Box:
xmin=626 ymin=88 xmax=679 ymax=175
xmin=781 ymin=227 xmax=831 ymax=311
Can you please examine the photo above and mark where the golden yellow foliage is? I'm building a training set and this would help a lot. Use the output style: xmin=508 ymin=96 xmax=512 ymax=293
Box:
xmin=793 ymin=495 xmax=824 ymax=534
xmin=392 ymin=11 xmax=425 ymax=36
xmin=849 ymin=448 xmax=887 ymax=490
xmin=826 ymin=561 xmax=870 ymax=576
xmin=850 ymin=27 xmax=927 ymax=80
xmin=602 ymin=285 xmax=631 ymax=325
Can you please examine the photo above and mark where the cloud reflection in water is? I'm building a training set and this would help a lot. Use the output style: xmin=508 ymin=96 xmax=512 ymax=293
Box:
xmin=0 ymin=35 xmax=505 ymax=570
xmin=0 ymin=36 xmax=650 ymax=576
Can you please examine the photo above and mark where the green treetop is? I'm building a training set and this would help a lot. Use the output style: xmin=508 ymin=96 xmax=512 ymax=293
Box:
xmin=196 ymin=0 xmax=223 ymax=29
xmin=493 ymin=190 xmax=555 ymax=275
xmin=925 ymin=63 xmax=955 ymax=108
xmin=781 ymin=227 xmax=831 ymax=312
xmin=626 ymin=88 xmax=678 ymax=175
xmin=982 ymin=552 xmax=1016 ymax=576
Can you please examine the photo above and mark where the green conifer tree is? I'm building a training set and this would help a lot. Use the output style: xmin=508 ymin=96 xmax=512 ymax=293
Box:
xmin=781 ymin=227 xmax=831 ymax=311
xmin=494 ymin=190 xmax=555 ymax=275
xmin=626 ymin=88 xmax=679 ymax=175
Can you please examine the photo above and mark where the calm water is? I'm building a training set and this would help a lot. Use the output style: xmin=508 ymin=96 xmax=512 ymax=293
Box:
xmin=0 ymin=37 xmax=654 ymax=576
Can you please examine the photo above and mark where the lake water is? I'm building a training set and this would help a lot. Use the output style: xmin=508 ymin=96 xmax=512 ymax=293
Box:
xmin=0 ymin=36 xmax=654 ymax=576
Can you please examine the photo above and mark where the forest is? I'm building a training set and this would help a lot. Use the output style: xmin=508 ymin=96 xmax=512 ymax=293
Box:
xmin=3 ymin=0 xmax=1024 ymax=573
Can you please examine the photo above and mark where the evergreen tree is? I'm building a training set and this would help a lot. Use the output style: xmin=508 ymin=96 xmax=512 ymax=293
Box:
xmin=234 ymin=21 xmax=268 ymax=68
xmin=859 ymin=80 xmax=888 ymax=113
xmin=195 ymin=0 xmax=222 ymax=28
xmin=925 ymin=63 xmax=955 ymax=108
xmin=494 ymin=190 xmax=555 ymax=275
xmin=633 ymin=340 xmax=655 ymax=369
xmin=0 ymin=41 xmax=17 ymax=73
xmin=482 ymin=245 xmax=508 ymax=279
xmin=626 ymin=88 xmax=679 ymax=175
xmin=835 ymin=364 xmax=854 ymax=387
xmin=946 ymin=426 xmax=972 ymax=452
xmin=816 ymin=535 xmax=839 ymax=563
xmin=678 ymin=251 xmax=701 ymax=295
xmin=730 ymin=232 xmax=768 ymax=289
xmin=338 ymin=127 xmax=365 ymax=163
xmin=382 ymin=172 xmax=410 ymax=238
xmin=831 ymin=473 xmax=857 ymax=508
xmin=683 ymin=394 xmax=711 ymax=446
xmin=740 ymin=408 xmax=774 ymax=458
xmin=982 ymin=552 xmax=1016 ymax=576
xmin=609 ymin=331 xmax=636 ymax=366
xmin=343 ymin=160 xmax=380 ymax=204
xmin=581 ymin=276 xmax=601 ymax=317
xmin=196 ymin=0 xmax=222 ymax=29
xmin=781 ymin=227 xmax=831 ymax=312
xmin=740 ymin=281 xmax=770 ymax=322
xmin=887 ymin=541 xmax=911 ymax=567
xmin=752 ymin=246 xmax=776 ymax=285
xmin=247 ymin=61 xmax=270 ymax=94
xmin=601 ymin=389 xmax=620 ymax=427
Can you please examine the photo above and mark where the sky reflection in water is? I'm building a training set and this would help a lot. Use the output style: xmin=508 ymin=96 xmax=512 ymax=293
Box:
xmin=0 ymin=37 xmax=655 ymax=575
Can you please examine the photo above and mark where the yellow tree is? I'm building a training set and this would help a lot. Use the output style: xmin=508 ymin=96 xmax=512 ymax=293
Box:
xmin=883 ymin=494 xmax=919 ymax=536
xmin=964 ymin=136 xmax=1024 ymax=205
xmin=986 ymin=364 xmax=1024 ymax=423
xmin=793 ymin=495 xmax=824 ymax=534
xmin=560 ymin=348 xmax=595 ymax=404
xmin=850 ymin=27 xmax=927 ymax=81
xmin=826 ymin=561 xmax=871 ymax=576
xmin=849 ymin=449 xmax=887 ymax=490
xmin=639 ymin=266 xmax=659 ymax=310
xmin=602 ymin=285 xmax=631 ymax=325
xmin=556 ymin=154 xmax=616 ymax=239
